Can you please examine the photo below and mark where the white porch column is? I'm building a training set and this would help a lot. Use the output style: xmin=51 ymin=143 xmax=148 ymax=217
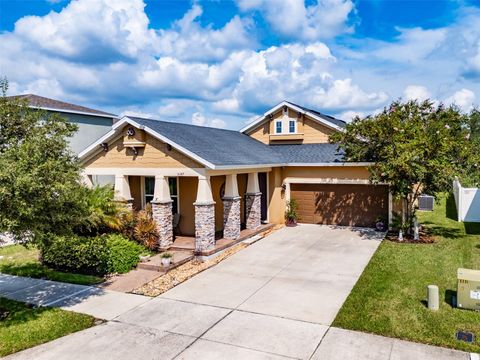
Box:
xmin=114 ymin=175 xmax=133 ymax=209
xmin=194 ymin=176 xmax=216 ymax=253
xmin=223 ymin=174 xmax=241 ymax=240
xmin=81 ymin=171 xmax=94 ymax=189
xmin=151 ymin=175 xmax=173 ymax=249
xmin=245 ymin=172 xmax=261 ymax=229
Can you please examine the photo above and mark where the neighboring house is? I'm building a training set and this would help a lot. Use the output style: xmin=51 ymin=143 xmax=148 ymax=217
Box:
xmin=7 ymin=94 xmax=117 ymax=154
xmin=79 ymin=101 xmax=397 ymax=255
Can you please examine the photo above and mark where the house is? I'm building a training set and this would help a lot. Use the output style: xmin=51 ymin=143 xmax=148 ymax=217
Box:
xmin=7 ymin=94 xmax=117 ymax=154
xmin=79 ymin=101 xmax=396 ymax=256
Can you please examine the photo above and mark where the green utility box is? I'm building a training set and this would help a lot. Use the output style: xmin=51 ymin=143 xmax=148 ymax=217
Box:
xmin=457 ymin=268 xmax=480 ymax=311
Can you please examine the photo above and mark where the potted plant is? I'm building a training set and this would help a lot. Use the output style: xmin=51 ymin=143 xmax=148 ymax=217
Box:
xmin=161 ymin=252 xmax=173 ymax=267
xmin=375 ymin=216 xmax=387 ymax=232
xmin=285 ymin=199 xmax=298 ymax=227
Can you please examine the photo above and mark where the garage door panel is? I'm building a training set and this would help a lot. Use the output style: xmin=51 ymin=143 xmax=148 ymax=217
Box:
xmin=291 ymin=183 xmax=388 ymax=227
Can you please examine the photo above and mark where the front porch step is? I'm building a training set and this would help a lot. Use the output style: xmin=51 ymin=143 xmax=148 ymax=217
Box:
xmin=137 ymin=250 xmax=194 ymax=272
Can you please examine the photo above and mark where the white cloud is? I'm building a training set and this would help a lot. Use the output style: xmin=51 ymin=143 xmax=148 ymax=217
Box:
xmin=120 ymin=109 xmax=156 ymax=118
xmin=191 ymin=112 xmax=226 ymax=128
xmin=236 ymin=0 xmax=354 ymax=41
xmin=403 ymin=85 xmax=431 ymax=102
xmin=444 ymin=89 xmax=476 ymax=112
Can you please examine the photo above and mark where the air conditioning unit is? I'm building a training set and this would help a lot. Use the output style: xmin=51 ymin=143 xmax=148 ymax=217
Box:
xmin=418 ymin=195 xmax=434 ymax=211
xmin=457 ymin=268 xmax=480 ymax=311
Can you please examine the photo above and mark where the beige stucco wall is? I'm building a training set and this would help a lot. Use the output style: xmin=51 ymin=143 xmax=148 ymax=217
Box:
xmin=268 ymin=167 xmax=286 ymax=224
xmin=84 ymin=125 xmax=203 ymax=169
xmin=245 ymin=109 xmax=335 ymax=145
xmin=178 ymin=177 xmax=197 ymax=236
xmin=129 ymin=176 xmax=142 ymax=211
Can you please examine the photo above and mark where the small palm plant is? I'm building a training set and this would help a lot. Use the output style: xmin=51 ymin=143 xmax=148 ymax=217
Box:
xmin=134 ymin=204 xmax=159 ymax=251
xmin=285 ymin=199 xmax=299 ymax=226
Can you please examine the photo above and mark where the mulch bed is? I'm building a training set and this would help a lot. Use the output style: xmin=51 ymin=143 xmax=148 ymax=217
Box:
xmin=385 ymin=229 xmax=436 ymax=244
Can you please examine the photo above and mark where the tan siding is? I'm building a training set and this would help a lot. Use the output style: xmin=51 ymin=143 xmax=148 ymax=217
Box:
xmin=245 ymin=110 xmax=336 ymax=144
xmin=247 ymin=122 xmax=270 ymax=144
xmin=302 ymin=116 xmax=335 ymax=144
xmin=84 ymin=127 xmax=203 ymax=169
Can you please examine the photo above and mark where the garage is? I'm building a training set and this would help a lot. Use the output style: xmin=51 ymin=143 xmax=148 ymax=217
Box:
xmin=290 ymin=183 xmax=389 ymax=227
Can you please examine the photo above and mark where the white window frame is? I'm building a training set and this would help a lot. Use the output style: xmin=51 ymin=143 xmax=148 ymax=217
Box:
xmin=141 ymin=176 xmax=180 ymax=213
xmin=275 ymin=120 xmax=283 ymax=134
xmin=288 ymin=120 xmax=296 ymax=134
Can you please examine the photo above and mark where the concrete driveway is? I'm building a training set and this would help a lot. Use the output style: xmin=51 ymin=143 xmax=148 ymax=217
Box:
xmin=5 ymin=225 xmax=469 ymax=359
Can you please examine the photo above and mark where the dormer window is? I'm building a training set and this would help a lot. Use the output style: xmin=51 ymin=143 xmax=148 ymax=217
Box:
xmin=289 ymin=120 xmax=296 ymax=133
xmin=275 ymin=120 xmax=282 ymax=134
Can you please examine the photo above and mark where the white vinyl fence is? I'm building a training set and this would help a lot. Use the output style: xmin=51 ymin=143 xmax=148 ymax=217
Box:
xmin=453 ymin=179 xmax=480 ymax=222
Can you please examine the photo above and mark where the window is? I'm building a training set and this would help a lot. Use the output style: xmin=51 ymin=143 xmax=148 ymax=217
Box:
xmin=289 ymin=120 xmax=296 ymax=133
xmin=275 ymin=121 xmax=282 ymax=134
xmin=144 ymin=177 xmax=155 ymax=205
xmin=144 ymin=177 xmax=179 ymax=214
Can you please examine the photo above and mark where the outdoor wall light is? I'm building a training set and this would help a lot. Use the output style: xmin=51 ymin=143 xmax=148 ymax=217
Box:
xmin=100 ymin=143 xmax=109 ymax=152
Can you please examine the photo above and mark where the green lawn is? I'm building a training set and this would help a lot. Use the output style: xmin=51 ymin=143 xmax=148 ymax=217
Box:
xmin=0 ymin=297 xmax=95 ymax=356
xmin=333 ymin=194 xmax=480 ymax=353
xmin=0 ymin=245 xmax=103 ymax=285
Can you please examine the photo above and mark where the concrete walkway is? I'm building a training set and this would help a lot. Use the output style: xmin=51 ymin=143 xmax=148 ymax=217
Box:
xmin=0 ymin=273 xmax=149 ymax=320
xmin=2 ymin=225 xmax=473 ymax=359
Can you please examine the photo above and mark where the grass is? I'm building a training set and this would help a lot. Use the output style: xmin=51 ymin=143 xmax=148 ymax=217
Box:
xmin=333 ymin=194 xmax=480 ymax=353
xmin=0 ymin=245 xmax=103 ymax=285
xmin=0 ymin=297 xmax=95 ymax=356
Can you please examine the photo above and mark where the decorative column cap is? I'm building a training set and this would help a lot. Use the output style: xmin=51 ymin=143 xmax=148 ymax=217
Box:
xmin=193 ymin=200 xmax=216 ymax=206
xmin=222 ymin=196 xmax=241 ymax=201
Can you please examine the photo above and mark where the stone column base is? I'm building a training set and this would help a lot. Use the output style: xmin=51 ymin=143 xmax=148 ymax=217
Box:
xmin=245 ymin=192 xmax=262 ymax=230
xmin=223 ymin=196 xmax=241 ymax=240
xmin=151 ymin=200 xmax=173 ymax=249
xmin=114 ymin=199 xmax=134 ymax=211
xmin=194 ymin=201 xmax=215 ymax=253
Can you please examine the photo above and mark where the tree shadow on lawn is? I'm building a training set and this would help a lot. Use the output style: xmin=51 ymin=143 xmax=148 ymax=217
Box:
xmin=0 ymin=297 xmax=48 ymax=328
xmin=0 ymin=262 xmax=49 ymax=279
xmin=421 ymin=222 xmax=463 ymax=239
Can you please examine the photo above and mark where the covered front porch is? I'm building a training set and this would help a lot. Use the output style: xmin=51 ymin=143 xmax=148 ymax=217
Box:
xmin=84 ymin=168 xmax=271 ymax=257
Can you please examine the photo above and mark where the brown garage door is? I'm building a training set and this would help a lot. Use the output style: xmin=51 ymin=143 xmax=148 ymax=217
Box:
xmin=290 ymin=183 xmax=389 ymax=227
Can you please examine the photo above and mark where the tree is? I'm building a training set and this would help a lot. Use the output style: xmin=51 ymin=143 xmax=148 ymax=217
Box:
xmin=0 ymin=78 xmax=87 ymax=245
xmin=330 ymin=99 xmax=480 ymax=230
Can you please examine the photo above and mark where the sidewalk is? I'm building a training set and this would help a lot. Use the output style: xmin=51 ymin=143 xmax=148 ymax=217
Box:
xmin=0 ymin=273 xmax=150 ymax=320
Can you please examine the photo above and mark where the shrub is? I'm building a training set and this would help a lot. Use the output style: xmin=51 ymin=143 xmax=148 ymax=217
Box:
xmin=104 ymin=234 xmax=143 ymax=274
xmin=41 ymin=233 xmax=143 ymax=275
xmin=41 ymin=235 xmax=109 ymax=275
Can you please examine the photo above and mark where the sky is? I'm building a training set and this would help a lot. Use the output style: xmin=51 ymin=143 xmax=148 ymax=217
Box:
xmin=1 ymin=0 xmax=479 ymax=130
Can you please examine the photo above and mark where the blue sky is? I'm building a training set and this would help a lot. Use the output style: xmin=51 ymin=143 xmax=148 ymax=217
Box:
xmin=1 ymin=0 xmax=479 ymax=129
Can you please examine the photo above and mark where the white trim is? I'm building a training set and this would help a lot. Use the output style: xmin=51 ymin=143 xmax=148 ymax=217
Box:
xmin=212 ymin=164 xmax=278 ymax=171
xmin=141 ymin=176 xmax=146 ymax=209
xmin=84 ymin=167 xmax=205 ymax=177
xmin=285 ymin=162 xmax=373 ymax=167
xmin=240 ymin=101 xmax=345 ymax=134
xmin=284 ymin=177 xmax=389 ymax=185
xmin=79 ymin=116 xmax=217 ymax=169
xmin=30 ymin=105 xmax=117 ymax=119
xmin=266 ymin=172 xmax=270 ymax=223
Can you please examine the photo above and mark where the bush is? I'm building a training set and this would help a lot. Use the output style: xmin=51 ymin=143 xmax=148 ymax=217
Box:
xmin=41 ymin=235 xmax=109 ymax=275
xmin=105 ymin=234 xmax=143 ymax=274
xmin=41 ymin=233 xmax=143 ymax=275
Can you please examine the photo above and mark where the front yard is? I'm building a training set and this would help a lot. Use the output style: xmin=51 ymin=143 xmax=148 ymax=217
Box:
xmin=0 ymin=297 xmax=95 ymax=357
xmin=333 ymin=194 xmax=480 ymax=353
xmin=0 ymin=245 xmax=103 ymax=286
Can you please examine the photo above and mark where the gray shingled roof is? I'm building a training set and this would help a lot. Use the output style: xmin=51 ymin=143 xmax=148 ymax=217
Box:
xmin=286 ymin=101 xmax=347 ymax=128
xmin=129 ymin=117 xmax=284 ymax=167
xmin=7 ymin=94 xmax=116 ymax=117
xmin=270 ymin=143 xmax=345 ymax=163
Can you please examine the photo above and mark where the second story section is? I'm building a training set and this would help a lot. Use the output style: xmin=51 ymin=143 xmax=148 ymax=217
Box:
xmin=7 ymin=94 xmax=117 ymax=154
xmin=241 ymin=101 xmax=346 ymax=145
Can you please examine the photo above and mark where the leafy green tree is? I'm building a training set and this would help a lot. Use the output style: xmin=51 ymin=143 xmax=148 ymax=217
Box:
xmin=0 ymin=78 xmax=86 ymax=245
xmin=330 ymin=99 xmax=480 ymax=229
